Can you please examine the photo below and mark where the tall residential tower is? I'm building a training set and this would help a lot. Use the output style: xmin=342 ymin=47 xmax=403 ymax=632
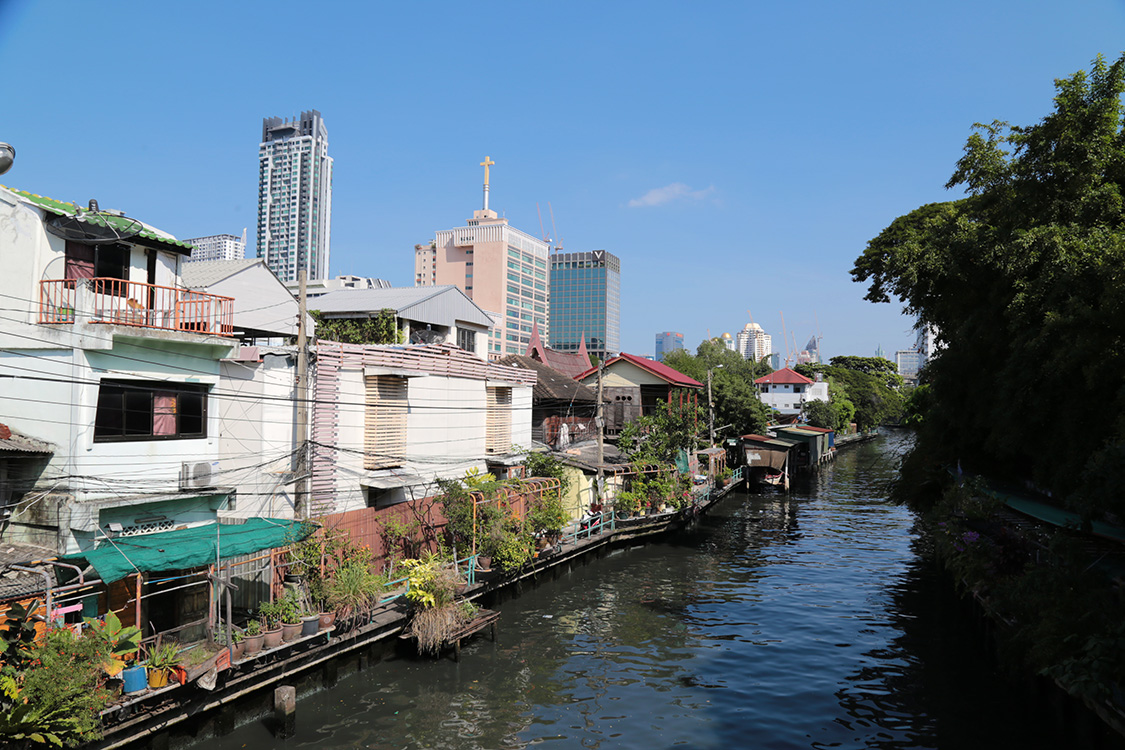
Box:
xmin=257 ymin=110 xmax=333 ymax=283
xmin=549 ymin=250 xmax=621 ymax=361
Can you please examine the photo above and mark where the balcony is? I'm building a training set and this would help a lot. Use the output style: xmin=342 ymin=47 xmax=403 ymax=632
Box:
xmin=39 ymin=278 xmax=234 ymax=337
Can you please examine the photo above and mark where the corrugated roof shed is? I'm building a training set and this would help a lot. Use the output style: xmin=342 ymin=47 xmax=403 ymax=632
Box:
xmin=312 ymin=286 xmax=493 ymax=328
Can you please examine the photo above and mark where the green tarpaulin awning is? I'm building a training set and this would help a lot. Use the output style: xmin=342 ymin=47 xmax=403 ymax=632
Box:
xmin=61 ymin=518 xmax=313 ymax=584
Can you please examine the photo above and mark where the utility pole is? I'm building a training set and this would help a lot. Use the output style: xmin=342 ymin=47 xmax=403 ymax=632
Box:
xmin=707 ymin=367 xmax=715 ymax=446
xmin=295 ymin=268 xmax=309 ymax=519
xmin=595 ymin=358 xmax=605 ymax=508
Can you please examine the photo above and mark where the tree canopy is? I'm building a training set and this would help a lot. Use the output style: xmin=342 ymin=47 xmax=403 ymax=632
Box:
xmin=663 ymin=339 xmax=773 ymax=438
xmin=851 ymin=54 xmax=1125 ymax=517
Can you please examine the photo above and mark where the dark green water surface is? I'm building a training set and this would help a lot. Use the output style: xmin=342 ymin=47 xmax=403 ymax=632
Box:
xmin=200 ymin=433 xmax=1083 ymax=749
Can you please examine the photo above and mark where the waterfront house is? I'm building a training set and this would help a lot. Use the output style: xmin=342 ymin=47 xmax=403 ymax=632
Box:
xmin=309 ymin=342 xmax=535 ymax=515
xmin=0 ymin=187 xmax=311 ymax=638
xmin=495 ymin=354 xmax=601 ymax=450
xmin=754 ymin=367 xmax=829 ymax=416
xmin=575 ymin=353 xmax=703 ymax=436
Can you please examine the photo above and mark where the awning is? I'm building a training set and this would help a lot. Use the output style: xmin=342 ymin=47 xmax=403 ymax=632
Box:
xmin=60 ymin=518 xmax=312 ymax=584
xmin=360 ymin=471 xmax=426 ymax=489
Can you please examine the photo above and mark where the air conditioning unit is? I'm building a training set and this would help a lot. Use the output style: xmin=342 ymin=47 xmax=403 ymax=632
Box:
xmin=180 ymin=461 xmax=217 ymax=490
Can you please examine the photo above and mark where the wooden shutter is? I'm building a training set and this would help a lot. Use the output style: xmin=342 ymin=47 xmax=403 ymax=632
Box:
xmin=364 ymin=376 xmax=407 ymax=469
xmin=486 ymin=387 xmax=512 ymax=454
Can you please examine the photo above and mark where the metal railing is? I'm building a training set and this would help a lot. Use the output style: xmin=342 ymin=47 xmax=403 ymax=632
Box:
xmin=39 ymin=278 xmax=234 ymax=336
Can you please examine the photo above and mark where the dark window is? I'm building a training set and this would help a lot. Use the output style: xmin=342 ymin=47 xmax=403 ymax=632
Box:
xmin=457 ymin=328 xmax=476 ymax=352
xmin=94 ymin=380 xmax=208 ymax=441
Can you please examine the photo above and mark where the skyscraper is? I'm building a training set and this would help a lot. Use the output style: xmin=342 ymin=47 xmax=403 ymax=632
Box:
xmin=654 ymin=331 xmax=684 ymax=361
xmin=257 ymin=110 xmax=333 ymax=283
xmin=425 ymin=157 xmax=550 ymax=359
xmin=185 ymin=232 xmax=246 ymax=263
xmin=736 ymin=321 xmax=772 ymax=363
xmin=549 ymin=250 xmax=621 ymax=361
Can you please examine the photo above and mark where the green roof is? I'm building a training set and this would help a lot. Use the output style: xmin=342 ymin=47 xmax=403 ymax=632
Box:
xmin=60 ymin=518 xmax=313 ymax=584
xmin=3 ymin=186 xmax=195 ymax=253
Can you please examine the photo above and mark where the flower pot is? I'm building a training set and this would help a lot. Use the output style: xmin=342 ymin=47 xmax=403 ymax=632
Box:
xmin=242 ymin=633 xmax=264 ymax=656
xmin=230 ymin=640 xmax=245 ymax=661
xmin=147 ymin=667 xmax=170 ymax=689
xmin=281 ymin=621 xmax=302 ymax=642
xmin=318 ymin=611 xmax=337 ymax=630
xmin=301 ymin=614 xmax=320 ymax=637
xmin=263 ymin=626 xmax=284 ymax=649
xmin=122 ymin=665 xmax=147 ymax=694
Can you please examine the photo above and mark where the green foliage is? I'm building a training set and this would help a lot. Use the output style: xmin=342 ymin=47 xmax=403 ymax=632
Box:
xmin=623 ymin=465 xmax=692 ymax=512
xmin=257 ymin=598 xmax=285 ymax=630
xmin=145 ymin=640 xmax=181 ymax=671
xmin=326 ymin=558 xmax=385 ymax=620
xmin=381 ymin=516 xmax=421 ymax=561
xmin=521 ymin=450 xmax=572 ymax=497
xmin=663 ymin=341 xmax=772 ymax=437
xmin=401 ymin=554 xmax=460 ymax=610
xmin=0 ymin=601 xmax=39 ymax=673
xmin=11 ymin=627 xmax=114 ymax=745
xmin=617 ymin=400 xmax=704 ymax=463
xmin=796 ymin=362 xmax=902 ymax=431
xmin=291 ymin=523 xmax=374 ymax=610
xmin=490 ymin=522 xmax=534 ymax=573
xmin=311 ymin=308 xmax=404 ymax=345
xmin=243 ymin=620 xmax=262 ymax=637
xmin=84 ymin=611 xmax=141 ymax=677
xmin=851 ymin=54 xmax=1125 ymax=517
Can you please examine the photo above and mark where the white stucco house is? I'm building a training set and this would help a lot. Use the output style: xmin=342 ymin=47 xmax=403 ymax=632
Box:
xmin=310 ymin=342 xmax=535 ymax=514
xmin=0 ymin=187 xmax=238 ymax=553
xmin=754 ymin=367 xmax=829 ymax=417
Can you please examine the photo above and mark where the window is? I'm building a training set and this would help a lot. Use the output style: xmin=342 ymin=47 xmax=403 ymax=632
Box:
xmin=457 ymin=328 xmax=476 ymax=352
xmin=94 ymin=380 xmax=207 ymax=441
xmin=364 ymin=375 xmax=407 ymax=470
xmin=486 ymin=387 xmax=512 ymax=453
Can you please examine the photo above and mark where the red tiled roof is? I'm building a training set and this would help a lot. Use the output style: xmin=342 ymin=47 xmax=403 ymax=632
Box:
xmin=578 ymin=352 xmax=703 ymax=388
xmin=754 ymin=367 xmax=813 ymax=385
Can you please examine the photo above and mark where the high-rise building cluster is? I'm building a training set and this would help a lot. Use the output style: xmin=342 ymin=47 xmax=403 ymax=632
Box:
xmin=257 ymin=110 xmax=333 ymax=284
xmin=185 ymin=232 xmax=246 ymax=263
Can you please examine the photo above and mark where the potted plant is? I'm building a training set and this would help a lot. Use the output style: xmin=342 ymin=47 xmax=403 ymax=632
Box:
xmin=230 ymin=629 xmax=245 ymax=661
xmin=326 ymin=559 xmax=383 ymax=627
xmin=279 ymin=593 xmax=303 ymax=642
xmin=85 ymin=610 xmax=141 ymax=680
xmin=146 ymin=640 xmax=180 ymax=689
xmin=241 ymin=619 xmax=264 ymax=656
xmin=300 ymin=606 xmax=320 ymax=637
xmin=258 ymin=598 xmax=285 ymax=649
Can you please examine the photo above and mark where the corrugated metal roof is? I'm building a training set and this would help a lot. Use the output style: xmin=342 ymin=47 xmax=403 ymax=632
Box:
xmin=3 ymin=186 xmax=195 ymax=253
xmin=312 ymin=286 xmax=493 ymax=328
xmin=496 ymin=355 xmax=600 ymax=402
xmin=180 ymin=258 xmax=265 ymax=288
xmin=0 ymin=423 xmax=53 ymax=454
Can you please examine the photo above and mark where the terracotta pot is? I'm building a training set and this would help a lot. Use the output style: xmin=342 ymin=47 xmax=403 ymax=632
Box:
xmin=242 ymin=633 xmax=264 ymax=655
xmin=281 ymin=621 xmax=302 ymax=642
xmin=147 ymin=668 xmax=170 ymax=689
xmin=301 ymin=614 xmax=320 ymax=637
xmin=230 ymin=640 xmax=245 ymax=661
xmin=263 ymin=626 xmax=284 ymax=649
xmin=318 ymin=611 xmax=336 ymax=630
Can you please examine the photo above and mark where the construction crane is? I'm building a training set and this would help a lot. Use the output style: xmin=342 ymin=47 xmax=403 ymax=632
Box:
xmin=536 ymin=203 xmax=551 ymax=246
xmin=549 ymin=202 xmax=562 ymax=252
xmin=779 ymin=311 xmax=792 ymax=367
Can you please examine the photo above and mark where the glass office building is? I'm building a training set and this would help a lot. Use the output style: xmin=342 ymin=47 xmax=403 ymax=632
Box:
xmin=549 ymin=250 xmax=621 ymax=361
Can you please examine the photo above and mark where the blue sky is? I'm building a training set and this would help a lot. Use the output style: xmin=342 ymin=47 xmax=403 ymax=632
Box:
xmin=2 ymin=1 xmax=1124 ymax=360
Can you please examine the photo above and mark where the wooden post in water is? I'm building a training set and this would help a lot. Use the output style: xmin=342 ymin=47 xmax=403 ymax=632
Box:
xmin=275 ymin=685 xmax=296 ymax=738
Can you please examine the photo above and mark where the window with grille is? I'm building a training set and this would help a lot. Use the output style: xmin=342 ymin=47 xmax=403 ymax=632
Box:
xmin=485 ymin=387 xmax=512 ymax=454
xmin=457 ymin=328 xmax=476 ymax=352
xmin=94 ymin=380 xmax=207 ymax=442
xmin=364 ymin=375 xmax=407 ymax=469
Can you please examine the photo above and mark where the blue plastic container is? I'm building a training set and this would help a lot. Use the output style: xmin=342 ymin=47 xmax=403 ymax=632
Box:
xmin=122 ymin=665 xmax=147 ymax=694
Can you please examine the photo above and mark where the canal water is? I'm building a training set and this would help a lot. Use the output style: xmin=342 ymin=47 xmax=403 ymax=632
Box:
xmin=201 ymin=433 xmax=1080 ymax=749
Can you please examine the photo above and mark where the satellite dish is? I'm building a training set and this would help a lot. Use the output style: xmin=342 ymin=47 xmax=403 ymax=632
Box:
xmin=45 ymin=199 xmax=143 ymax=245
xmin=410 ymin=329 xmax=440 ymax=344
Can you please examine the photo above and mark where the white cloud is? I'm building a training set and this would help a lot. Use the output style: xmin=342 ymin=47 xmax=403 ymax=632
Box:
xmin=628 ymin=182 xmax=716 ymax=208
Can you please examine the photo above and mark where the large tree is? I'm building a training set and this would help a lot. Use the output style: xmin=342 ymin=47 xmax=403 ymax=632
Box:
xmin=663 ymin=340 xmax=773 ymax=437
xmin=852 ymin=54 xmax=1125 ymax=517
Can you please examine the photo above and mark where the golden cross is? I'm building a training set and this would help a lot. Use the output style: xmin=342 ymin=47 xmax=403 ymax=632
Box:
xmin=480 ymin=155 xmax=495 ymax=186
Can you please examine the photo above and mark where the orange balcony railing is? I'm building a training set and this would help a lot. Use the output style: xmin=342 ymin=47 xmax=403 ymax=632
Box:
xmin=39 ymin=278 xmax=235 ymax=337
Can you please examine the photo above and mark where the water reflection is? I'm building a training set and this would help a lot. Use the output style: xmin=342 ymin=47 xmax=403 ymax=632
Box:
xmin=199 ymin=433 xmax=1077 ymax=750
